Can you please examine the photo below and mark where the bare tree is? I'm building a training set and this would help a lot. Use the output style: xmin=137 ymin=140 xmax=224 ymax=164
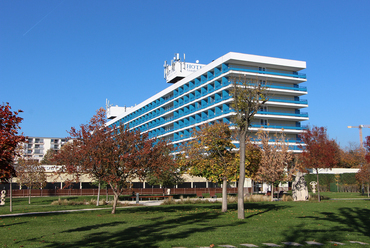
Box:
xmin=16 ymin=158 xmax=47 ymax=204
xmin=230 ymin=75 xmax=268 ymax=219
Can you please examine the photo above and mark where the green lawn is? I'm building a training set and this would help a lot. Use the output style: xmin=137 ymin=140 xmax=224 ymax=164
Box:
xmin=0 ymin=196 xmax=369 ymax=247
xmin=0 ymin=196 xmax=114 ymax=215
xmin=316 ymin=191 xmax=370 ymax=199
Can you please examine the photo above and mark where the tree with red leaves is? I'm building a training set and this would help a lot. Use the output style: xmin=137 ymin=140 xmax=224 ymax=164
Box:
xmin=299 ymin=126 xmax=340 ymax=202
xmin=55 ymin=108 xmax=177 ymax=214
xmin=0 ymin=102 xmax=25 ymax=181
xmin=364 ymin=136 xmax=370 ymax=163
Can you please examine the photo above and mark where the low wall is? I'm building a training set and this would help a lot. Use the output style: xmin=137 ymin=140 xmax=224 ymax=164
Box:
xmin=4 ymin=187 xmax=243 ymax=198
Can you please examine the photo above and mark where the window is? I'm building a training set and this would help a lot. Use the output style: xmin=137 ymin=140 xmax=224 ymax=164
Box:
xmin=260 ymin=119 xmax=268 ymax=126
xmin=259 ymin=106 xmax=268 ymax=112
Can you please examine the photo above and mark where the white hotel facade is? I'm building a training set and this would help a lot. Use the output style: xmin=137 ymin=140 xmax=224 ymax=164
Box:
xmin=106 ymin=52 xmax=308 ymax=154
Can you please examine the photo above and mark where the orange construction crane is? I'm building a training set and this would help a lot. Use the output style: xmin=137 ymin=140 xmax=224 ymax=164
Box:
xmin=347 ymin=125 xmax=370 ymax=148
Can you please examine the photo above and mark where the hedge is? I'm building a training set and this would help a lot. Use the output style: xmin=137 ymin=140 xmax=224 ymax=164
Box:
xmin=304 ymin=173 xmax=358 ymax=192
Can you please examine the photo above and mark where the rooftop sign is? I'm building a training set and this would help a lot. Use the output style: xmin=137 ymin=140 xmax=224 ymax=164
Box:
xmin=164 ymin=53 xmax=205 ymax=84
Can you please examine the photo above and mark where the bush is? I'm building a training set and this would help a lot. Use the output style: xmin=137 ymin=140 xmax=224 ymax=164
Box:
xmin=305 ymin=173 xmax=359 ymax=192
xmin=161 ymin=196 xmax=213 ymax=205
xmin=50 ymin=198 xmax=128 ymax=206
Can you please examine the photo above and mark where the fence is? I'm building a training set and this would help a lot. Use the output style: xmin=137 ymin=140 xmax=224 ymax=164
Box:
xmin=5 ymin=187 xmax=243 ymax=198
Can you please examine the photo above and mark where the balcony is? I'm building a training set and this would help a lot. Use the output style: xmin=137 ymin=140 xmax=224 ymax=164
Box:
xmin=226 ymin=65 xmax=306 ymax=79
xmin=257 ymin=111 xmax=308 ymax=118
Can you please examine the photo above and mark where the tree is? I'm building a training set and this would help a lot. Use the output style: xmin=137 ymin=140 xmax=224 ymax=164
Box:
xmin=182 ymin=122 xmax=238 ymax=212
xmin=55 ymin=108 xmax=177 ymax=214
xmin=104 ymin=125 xmax=176 ymax=213
xmin=364 ymin=136 xmax=370 ymax=163
xmin=40 ymin=149 xmax=58 ymax=165
xmin=356 ymin=163 xmax=370 ymax=197
xmin=230 ymin=75 xmax=268 ymax=219
xmin=254 ymin=130 xmax=293 ymax=201
xmin=299 ymin=126 xmax=340 ymax=202
xmin=0 ymin=102 xmax=25 ymax=181
xmin=15 ymin=158 xmax=47 ymax=204
xmin=339 ymin=142 xmax=366 ymax=168
xmin=146 ymin=158 xmax=184 ymax=196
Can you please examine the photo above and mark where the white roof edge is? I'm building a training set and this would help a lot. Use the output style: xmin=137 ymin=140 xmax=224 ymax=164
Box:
xmin=106 ymin=52 xmax=306 ymax=126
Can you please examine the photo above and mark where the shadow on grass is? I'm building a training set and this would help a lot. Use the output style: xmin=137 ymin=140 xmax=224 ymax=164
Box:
xmin=35 ymin=202 xmax=287 ymax=248
xmin=62 ymin=221 xmax=127 ymax=233
xmin=282 ymin=206 xmax=370 ymax=244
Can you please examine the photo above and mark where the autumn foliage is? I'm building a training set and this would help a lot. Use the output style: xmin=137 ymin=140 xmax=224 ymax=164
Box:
xmin=255 ymin=130 xmax=293 ymax=200
xmin=0 ymin=102 xmax=25 ymax=181
xmin=54 ymin=108 xmax=177 ymax=214
xmin=299 ymin=126 xmax=340 ymax=201
xmin=181 ymin=122 xmax=237 ymax=212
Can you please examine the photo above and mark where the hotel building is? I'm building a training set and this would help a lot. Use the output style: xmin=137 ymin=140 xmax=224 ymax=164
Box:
xmin=106 ymin=52 xmax=308 ymax=152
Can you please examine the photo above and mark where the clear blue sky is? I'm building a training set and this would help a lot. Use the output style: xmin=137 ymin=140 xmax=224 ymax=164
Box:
xmin=1 ymin=0 xmax=369 ymax=148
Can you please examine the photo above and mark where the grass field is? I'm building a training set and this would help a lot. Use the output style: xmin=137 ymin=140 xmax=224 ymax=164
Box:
xmin=0 ymin=196 xmax=369 ymax=247
xmin=316 ymin=191 xmax=369 ymax=199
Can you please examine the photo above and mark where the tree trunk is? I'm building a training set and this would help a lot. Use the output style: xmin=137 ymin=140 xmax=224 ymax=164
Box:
xmin=367 ymin=183 xmax=369 ymax=198
xmin=251 ymin=179 xmax=254 ymax=195
xmin=10 ymin=176 xmax=13 ymax=212
xmin=222 ymin=177 xmax=228 ymax=212
xmin=271 ymin=183 xmax=274 ymax=202
xmin=238 ymin=130 xmax=246 ymax=219
xmin=96 ymin=181 xmax=101 ymax=206
xmin=111 ymin=192 xmax=119 ymax=214
xmin=316 ymin=169 xmax=320 ymax=202
xmin=28 ymin=187 xmax=31 ymax=204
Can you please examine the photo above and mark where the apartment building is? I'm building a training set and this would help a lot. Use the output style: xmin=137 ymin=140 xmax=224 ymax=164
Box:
xmin=21 ymin=137 xmax=68 ymax=162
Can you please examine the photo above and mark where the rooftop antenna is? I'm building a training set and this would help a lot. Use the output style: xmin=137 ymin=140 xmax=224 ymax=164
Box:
xmin=105 ymin=99 xmax=110 ymax=110
xmin=163 ymin=60 xmax=168 ymax=79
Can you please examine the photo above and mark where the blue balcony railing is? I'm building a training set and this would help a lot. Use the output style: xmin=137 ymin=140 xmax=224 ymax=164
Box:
xmin=226 ymin=65 xmax=306 ymax=79
xmin=257 ymin=111 xmax=308 ymax=117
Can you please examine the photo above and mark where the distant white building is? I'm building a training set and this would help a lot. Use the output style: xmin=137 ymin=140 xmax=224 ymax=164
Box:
xmin=20 ymin=137 xmax=68 ymax=162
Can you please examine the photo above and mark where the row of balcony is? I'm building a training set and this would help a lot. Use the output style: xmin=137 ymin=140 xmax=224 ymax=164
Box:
xmin=114 ymin=65 xmax=307 ymax=130
xmin=124 ymin=91 xmax=308 ymax=133
xmin=226 ymin=64 xmax=306 ymax=79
